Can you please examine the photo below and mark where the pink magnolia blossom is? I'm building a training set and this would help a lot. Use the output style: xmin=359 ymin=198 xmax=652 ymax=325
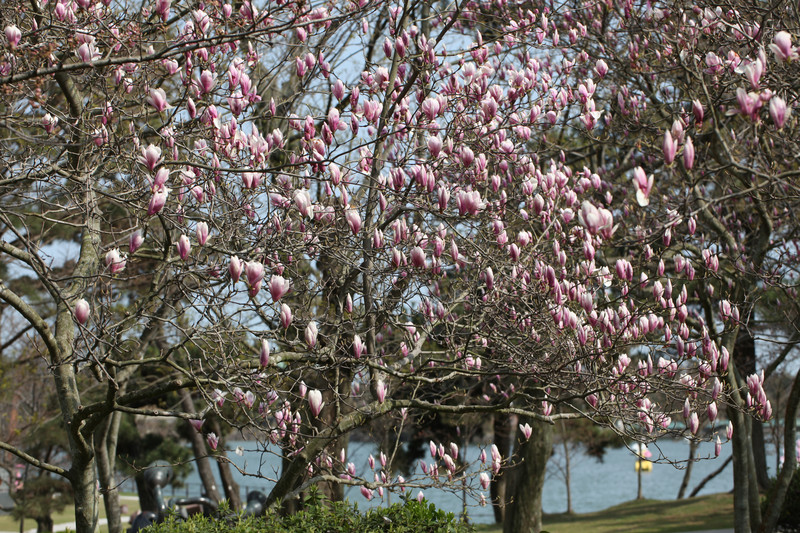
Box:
xmin=632 ymin=167 xmax=653 ymax=206
xmin=456 ymin=190 xmax=484 ymax=216
xmin=519 ymin=423 xmax=533 ymax=440
xmin=42 ymin=113 xmax=58 ymax=134
xmin=688 ymin=412 xmax=699 ymax=435
xmin=280 ymin=303 xmax=293 ymax=329
xmin=229 ymin=255 xmax=243 ymax=283
xmin=427 ymin=135 xmax=442 ymax=157
xmin=146 ymin=88 xmax=170 ymax=112
xmin=692 ymin=99 xmax=704 ymax=124
xmin=332 ymin=79 xmax=345 ymax=100
xmin=345 ymin=208 xmax=362 ymax=235
xmin=736 ymin=88 xmax=761 ymax=121
xmin=769 ymin=96 xmax=790 ymax=129
xmin=770 ymin=31 xmax=797 ymax=62
xmin=663 ymin=130 xmax=677 ymax=165
xmin=196 ymin=222 xmax=209 ymax=245
xmin=353 ymin=334 xmax=365 ymax=358
xmin=242 ymin=172 xmax=261 ymax=189
xmin=410 ymin=246 xmax=426 ymax=268
xmin=294 ymin=190 xmax=313 ymax=218
xmin=139 ymin=144 xmax=162 ymax=171
xmin=683 ymin=137 xmax=695 ymax=170
xmin=260 ymin=338 xmax=270 ymax=367
xmin=305 ymin=321 xmax=318 ymax=349
xmin=269 ymin=275 xmax=290 ymax=302
xmin=308 ymin=389 xmax=324 ymax=417
xmin=148 ymin=187 xmax=170 ymax=216
xmin=176 ymin=235 xmax=191 ymax=260
xmin=207 ymin=432 xmax=219 ymax=451
xmin=74 ymin=299 xmax=90 ymax=325
xmin=129 ymin=231 xmax=144 ymax=253
xmin=189 ymin=419 xmax=204 ymax=432
xmin=376 ymin=379 xmax=387 ymax=404
xmin=245 ymin=261 xmax=265 ymax=296
xmin=76 ymin=42 xmax=101 ymax=62
xmin=578 ymin=201 xmax=613 ymax=237
xmin=105 ymin=248 xmax=126 ymax=274
xmin=5 ymin=25 xmax=21 ymax=48
xmin=707 ymin=402 xmax=718 ymax=422
xmin=594 ymin=59 xmax=608 ymax=77
xmin=199 ymin=69 xmax=215 ymax=94
xmin=155 ymin=0 xmax=171 ymax=21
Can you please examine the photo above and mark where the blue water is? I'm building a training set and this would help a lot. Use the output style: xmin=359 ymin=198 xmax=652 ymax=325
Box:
xmin=153 ymin=434 xmax=760 ymax=524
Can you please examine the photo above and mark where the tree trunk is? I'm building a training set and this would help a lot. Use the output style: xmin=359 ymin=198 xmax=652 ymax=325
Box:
xmin=35 ymin=515 xmax=53 ymax=533
xmin=280 ymin=452 xmax=300 ymax=516
xmin=745 ymin=416 xmax=762 ymax=530
xmin=502 ymin=416 xmax=552 ymax=533
xmin=730 ymin=408 xmax=752 ymax=533
xmin=54 ymin=359 xmax=100 ymax=533
xmin=208 ymin=418 xmax=242 ymax=509
xmin=314 ymin=376 xmax=351 ymax=503
xmin=636 ymin=453 xmax=643 ymax=500
xmin=95 ymin=412 xmax=123 ymax=533
xmin=735 ymin=326 xmax=769 ymax=491
xmin=760 ymin=363 xmax=800 ymax=533
xmin=559 ymin=419 xmax=572 ymax=514
xmin=491 ymin=413 xmax=512 ymax=524
xmin=752 ymin=421 xmax=770 ymax=490
xmin=677 ymin=439 xmax=698 ymax=499
xmin=179 ymin=390 xmax=221 ymax=502
xmin=71 ymin=454 xmax=101 ymax=533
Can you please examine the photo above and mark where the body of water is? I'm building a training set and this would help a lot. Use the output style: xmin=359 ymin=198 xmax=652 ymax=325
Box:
xmin=146 ymin=434 xmax=759 ymax=524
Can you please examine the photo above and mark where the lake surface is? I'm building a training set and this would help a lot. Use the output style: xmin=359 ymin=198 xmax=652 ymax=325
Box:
xmin=164 ymin=436 xmax=762 ymax=523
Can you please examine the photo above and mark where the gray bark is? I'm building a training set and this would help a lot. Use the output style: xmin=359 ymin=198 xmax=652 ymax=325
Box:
xmin=502 ymin=416 xmax=552 ymax=533
xmin=559 ymin=419 xmax=573 ymax=514
xmin=95 ymin=412 xmax=123 ymax=533
xmin=760 ymin=363 xmax=800 ymax=533
xmin=745 ymin=416 xmax=762 ymax=529
xmin=491 ymin=414 xmax=512 ymax=524
xmin=730 ymin=408 xmax=752 ymax=533
xmin=179 ymin=390 xmax=221 ymax=503
xmin=208 ymin=418 xmax=242 ymax=509
xmin=677 ymin=439 xmax=698 ymax=499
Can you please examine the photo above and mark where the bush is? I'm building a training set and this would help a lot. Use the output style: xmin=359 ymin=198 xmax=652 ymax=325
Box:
xmin=144 ymin=496 xmax=473 ymax=533
xmin=762 ymin=467 xmax=800 ymax=532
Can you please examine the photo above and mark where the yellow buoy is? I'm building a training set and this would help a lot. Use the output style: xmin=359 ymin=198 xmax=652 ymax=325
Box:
xmin=635 ymin=459 xmax=653 ymax=472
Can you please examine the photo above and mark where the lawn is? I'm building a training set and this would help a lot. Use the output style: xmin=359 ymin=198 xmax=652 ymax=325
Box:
xmin=0 ymin=494 xmax=140 ymax=533
xmin=475 ymin=492 xmax=733 ymax=533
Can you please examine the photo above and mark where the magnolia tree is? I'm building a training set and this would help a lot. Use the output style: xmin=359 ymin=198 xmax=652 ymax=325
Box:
xmin=543 ymin=1 xmax=800 ymax=531
xmin=0 ymin=0 xmax=786 ymax=532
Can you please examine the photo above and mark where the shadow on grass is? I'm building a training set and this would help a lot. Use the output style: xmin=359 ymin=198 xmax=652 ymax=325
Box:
xmin=541 ymin=493 xmax=733 ymax=533
xmin=476 ymin=493 xmax=733 ymax=533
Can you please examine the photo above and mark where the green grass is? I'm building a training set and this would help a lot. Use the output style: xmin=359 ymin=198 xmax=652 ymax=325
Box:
xmin=475 ymin=492 xmax=733 ymax=533
xmin=0 ymin=493 xmax=139 ymax=532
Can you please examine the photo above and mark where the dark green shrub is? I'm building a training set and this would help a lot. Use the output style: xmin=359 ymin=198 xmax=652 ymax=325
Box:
xmin=762 ymin=467 xmax=800 ymax=532
xmin=144 ymin=495 xmax=473 ymax=533
xmin=361 ymin=499 xmax=470 ymax=532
